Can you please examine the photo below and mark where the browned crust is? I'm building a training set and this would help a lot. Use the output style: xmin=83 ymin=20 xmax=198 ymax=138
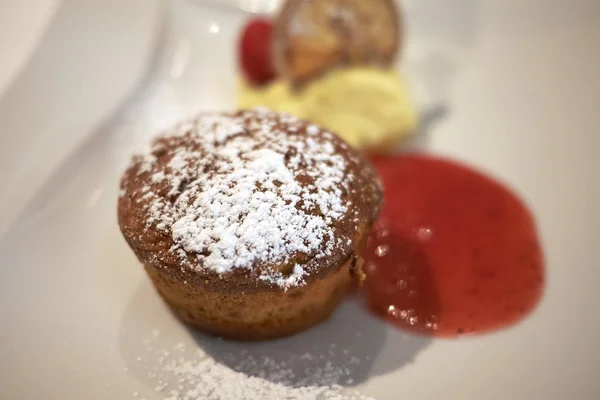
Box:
xmin=147 ymin=255 xmax=355 ymax=341
xmin=117 ymin=110 xmax=383 ymax=295
xmin=273 ymin=0 xmax=402 ymax=86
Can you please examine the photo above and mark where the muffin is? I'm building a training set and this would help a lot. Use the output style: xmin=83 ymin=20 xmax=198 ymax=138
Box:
xmin=118 ymin=108 xmax=382 ymax=340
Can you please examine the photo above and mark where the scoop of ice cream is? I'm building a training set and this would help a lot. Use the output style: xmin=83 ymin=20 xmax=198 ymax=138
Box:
xmin=238 ymin=67 xmax=417 ymax=149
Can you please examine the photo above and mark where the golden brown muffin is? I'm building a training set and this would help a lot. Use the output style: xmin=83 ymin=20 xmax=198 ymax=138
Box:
xmin=118 ymin=108 xmax=382 ymax=340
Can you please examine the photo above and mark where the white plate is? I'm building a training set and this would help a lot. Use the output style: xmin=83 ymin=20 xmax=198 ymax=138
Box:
xmin=1 ymin=0 xmax=600 ymax=399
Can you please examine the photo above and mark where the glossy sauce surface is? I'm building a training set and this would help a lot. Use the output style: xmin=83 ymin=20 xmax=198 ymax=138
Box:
xmin=363 ymin=155 xmax=545 ymax=337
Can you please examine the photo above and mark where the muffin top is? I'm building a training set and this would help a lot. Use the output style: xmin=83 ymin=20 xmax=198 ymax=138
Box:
xmin=118 ymin=108 xmax=382 ymax=292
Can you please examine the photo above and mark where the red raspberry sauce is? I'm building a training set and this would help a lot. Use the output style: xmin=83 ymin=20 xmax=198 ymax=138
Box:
xmin=363 ymin=154 xmax=545 ymax=337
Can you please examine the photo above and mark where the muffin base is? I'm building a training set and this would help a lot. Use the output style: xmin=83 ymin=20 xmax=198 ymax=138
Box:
xmin=145 ymin=257 xmax=355 ymax=341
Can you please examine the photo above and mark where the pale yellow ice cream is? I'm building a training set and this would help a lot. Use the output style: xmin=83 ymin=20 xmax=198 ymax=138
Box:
xmin=238 ymin=67 xmax=418 ymax=149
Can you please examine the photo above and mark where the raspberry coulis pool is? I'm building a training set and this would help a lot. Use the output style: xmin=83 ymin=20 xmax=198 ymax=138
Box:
xmin=362 ymin=154 xmax=545 ymax=337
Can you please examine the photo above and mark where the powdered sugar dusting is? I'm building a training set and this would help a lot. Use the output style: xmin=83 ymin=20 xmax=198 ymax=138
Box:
xmin=132 ymin=334 xmax=375 ymax=400
xmin=125 ymin=108 xmax=354 ymax=288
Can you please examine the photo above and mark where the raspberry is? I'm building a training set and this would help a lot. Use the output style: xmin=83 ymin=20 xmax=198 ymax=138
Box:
xmin=239 ymin=18 xmax=276 ymax=85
